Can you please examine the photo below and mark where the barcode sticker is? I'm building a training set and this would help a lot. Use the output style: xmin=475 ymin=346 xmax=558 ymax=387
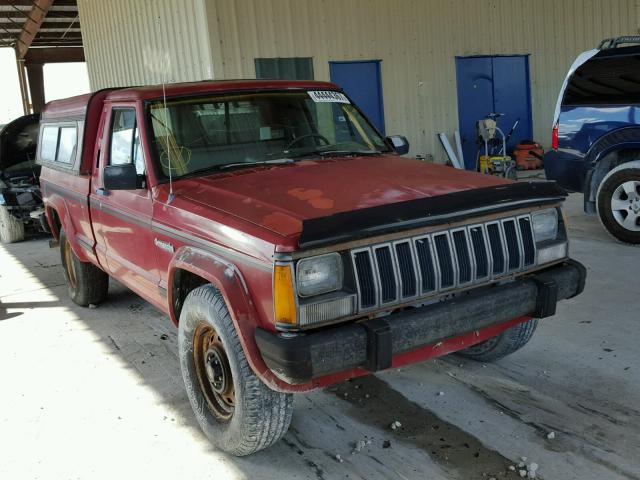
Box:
xmin=308 ymin=91 xmax=350 ymax=103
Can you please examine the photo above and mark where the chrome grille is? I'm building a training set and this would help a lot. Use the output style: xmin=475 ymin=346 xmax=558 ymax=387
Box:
xmin=350 ymin=214 xmax=536 ymax=312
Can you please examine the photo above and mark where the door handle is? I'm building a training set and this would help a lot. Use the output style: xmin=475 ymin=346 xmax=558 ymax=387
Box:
xmin=95 ymin=188 xmax=108 ymax=196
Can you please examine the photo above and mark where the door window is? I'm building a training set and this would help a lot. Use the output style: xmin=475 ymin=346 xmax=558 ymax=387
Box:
xmin=110 ymin=109 xmax=145 ymax=175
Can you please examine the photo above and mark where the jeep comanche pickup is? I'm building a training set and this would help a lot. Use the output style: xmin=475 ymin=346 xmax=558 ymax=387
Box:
xmin=38 ymin=80 xmax=586 ymax=456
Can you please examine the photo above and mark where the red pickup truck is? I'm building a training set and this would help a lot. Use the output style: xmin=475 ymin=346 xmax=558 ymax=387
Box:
xmin=38 ymin=80 xmax=586 ymax=455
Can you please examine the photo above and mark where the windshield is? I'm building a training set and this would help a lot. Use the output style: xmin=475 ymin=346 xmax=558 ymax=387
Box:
xmin=147 ymin=90 xmax=390 ymax=179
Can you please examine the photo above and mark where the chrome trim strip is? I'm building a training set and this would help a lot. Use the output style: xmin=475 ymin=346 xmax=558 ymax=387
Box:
xmin=350 ymin=247 xmax=379 ymax=312
xmin=372 ymin=243 xmax=401 ymax=306
xmin=392 ymin=239 xmax=420 ymax=301
xmin=517 ymin=214 xmax=537 ymax=267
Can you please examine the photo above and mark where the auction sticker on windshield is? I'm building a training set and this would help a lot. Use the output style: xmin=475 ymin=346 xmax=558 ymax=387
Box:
xmin=308 ymin=91 xmax=350 ymax=103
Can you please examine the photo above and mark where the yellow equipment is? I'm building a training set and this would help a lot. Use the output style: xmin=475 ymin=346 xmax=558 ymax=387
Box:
xmin=477 ymin=115 xmax=517 ymax=179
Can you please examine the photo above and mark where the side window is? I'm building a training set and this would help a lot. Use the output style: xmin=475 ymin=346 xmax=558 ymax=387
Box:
xmin=40 ymin=126 xmax=58 ymax=162
xmin=110 ymin=109 xmax=145 ymax=175
xmin=255 ymin=57 xmax=314 ymax=80
xmin=564 ymin=54 xmax=640 ymax=105
xmin=56 ymin=127 xmax=77 ymax=164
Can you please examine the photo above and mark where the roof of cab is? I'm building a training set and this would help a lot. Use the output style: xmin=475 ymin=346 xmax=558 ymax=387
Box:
xmin=41 ymin=79 xmax=340 ymax=120
xmin=106 ymin=79 xmax=339 ymax=102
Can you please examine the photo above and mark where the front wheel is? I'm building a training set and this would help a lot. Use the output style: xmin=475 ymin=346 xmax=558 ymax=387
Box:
xmin=178 ymin=284 xmax=293 ymax=456
xmin=597 ymin=163 xmax=640 ymax=244
xmin=456 ymin=319 xmax=538 ymax=362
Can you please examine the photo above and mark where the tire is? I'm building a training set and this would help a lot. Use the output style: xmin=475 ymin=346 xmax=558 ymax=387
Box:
xmin=0 ymin=205 xmax=25 ymax=244
xmin=178 ymin=284 xmax=293 ymax=456
xmin=596 ymin=161 xmax=640 ymax=245
xmin=456 ymin=319 xmax=538 ymax=362
xmin=59 ymin=229 xmax=109 ymax=306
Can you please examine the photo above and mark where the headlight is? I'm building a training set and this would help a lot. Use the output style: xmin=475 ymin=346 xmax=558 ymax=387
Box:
xmin=531 ymin=209 xmax=558 ymax=243
xmin=296 ymin=253 xmax=343 ymax=297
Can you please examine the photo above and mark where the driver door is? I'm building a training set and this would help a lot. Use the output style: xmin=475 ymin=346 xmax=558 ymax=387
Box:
xmin=90 ymin=105 xmax=161 ymax=304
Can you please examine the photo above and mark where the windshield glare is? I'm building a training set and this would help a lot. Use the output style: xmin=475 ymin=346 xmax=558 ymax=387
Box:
xmin=148 ymin=91 xmax=390 ymax=178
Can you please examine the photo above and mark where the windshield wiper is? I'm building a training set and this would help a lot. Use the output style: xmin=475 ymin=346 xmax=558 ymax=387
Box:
xmin=218 ymin=158 xmax=295 ymax=170
xmin=290 ymin=149 xmax=383 ymax=159
xmin=320 ymin=149 xmax=382 ymax=157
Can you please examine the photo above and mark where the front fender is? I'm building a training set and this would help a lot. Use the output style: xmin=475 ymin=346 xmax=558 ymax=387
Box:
xmin=167 ymin=246 xmax=306 ymax=392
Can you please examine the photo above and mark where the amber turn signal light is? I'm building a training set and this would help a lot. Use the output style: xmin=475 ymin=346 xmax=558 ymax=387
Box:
xmin=274 ymin=264 xmax=297 ymax=325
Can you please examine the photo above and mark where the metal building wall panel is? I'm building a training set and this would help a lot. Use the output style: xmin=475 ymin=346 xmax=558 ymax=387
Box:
xmin=78 ymin=0 xmax=638 ymax=161
xmin=77 ymin=0 xmax=213 ymax=90
xmin=203 ymin=0 xmax=639 ymax=161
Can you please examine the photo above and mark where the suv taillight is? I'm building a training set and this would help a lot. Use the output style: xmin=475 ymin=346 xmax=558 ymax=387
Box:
xmin=551 ymin=123 xmax=559 ymax=150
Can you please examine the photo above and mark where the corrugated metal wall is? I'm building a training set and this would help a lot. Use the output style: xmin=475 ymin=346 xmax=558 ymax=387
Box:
xmin=203 ymin=0 xmax=639 ymax=160
xmin=78 ymin=0 xmax=639 ymax=161
xmin=77 ymin=0 xmax=214 ymax=89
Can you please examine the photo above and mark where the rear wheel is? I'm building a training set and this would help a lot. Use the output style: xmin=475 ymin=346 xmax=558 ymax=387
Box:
xmin=597 ymin=163 xmax=640 ymax=244
xmin=0 ymin=206 xmax=25 ymax=244
xmin=59 ymin=229 xmax=109 ymax=306
xmin=457 ymin=319 xmax=538 ymax=362
xmin=179 ymin=284 xmax=293 ymax=456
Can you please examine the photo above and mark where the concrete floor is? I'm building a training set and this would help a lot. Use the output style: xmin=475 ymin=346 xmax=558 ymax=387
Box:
xmin=0 ymin=193 xmax=638 ymax=480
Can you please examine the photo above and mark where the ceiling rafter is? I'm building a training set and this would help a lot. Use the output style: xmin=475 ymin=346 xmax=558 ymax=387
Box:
xmin=14 ymin=0 xmax=55 ymax=58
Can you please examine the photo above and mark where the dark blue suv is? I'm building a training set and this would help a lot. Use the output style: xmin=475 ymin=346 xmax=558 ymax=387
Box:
xmin=545 ymin=36 xmax=640 ymax=244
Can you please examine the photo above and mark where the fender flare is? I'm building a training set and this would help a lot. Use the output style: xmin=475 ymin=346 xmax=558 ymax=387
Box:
xmin=585 ymin=127 xmax=640 ymax=205
xmin=43 ymin=194 xmax=92 ymax=262
xmin=585 ymin=126 xmax=640 ymax=167
xmin=167 ymin=246 xmax=306 ymax=392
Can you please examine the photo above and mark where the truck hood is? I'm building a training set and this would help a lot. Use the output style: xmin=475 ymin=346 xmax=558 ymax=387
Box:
xmin=172 ymin=155 xmax=511 ymax=238
xmin=0 ymin=114 xmax=40 ymax=172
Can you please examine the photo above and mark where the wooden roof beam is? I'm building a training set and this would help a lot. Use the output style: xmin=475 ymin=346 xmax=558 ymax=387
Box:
xmin=15 ymin=0 xmax=54 ymax=59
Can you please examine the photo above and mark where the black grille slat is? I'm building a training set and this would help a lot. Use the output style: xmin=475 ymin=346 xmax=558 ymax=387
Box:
xmin=486 ymin=223 xmax=505 ymax=275
xmin=375 ymin=247 xmax=397 ymax=303
xmin=503 ymin=220 xmax=520 ymax=270
xmin=434 ymin=234 xmax=455 ymax=288
xmin=354 ymin=251 xmax=376 ymax=308
xmin=415 ymin=238 xmax=437 ymax=292
xmin=452 ymin=230 xmax=472 ymax=284
xmin=395 ymin=242 xmax=417 ymax=298
xmin=470 ymin=226 xmax=489 ymax=279
xmin=519 ymin=217 xmax=536 ymax=266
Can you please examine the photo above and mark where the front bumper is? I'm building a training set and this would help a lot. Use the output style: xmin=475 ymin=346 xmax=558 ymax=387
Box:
xmin=255 ymin=260 xmax=586 ymax=384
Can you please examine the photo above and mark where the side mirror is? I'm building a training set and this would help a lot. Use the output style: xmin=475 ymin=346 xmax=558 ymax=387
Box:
xmin=103 ymin=163 xmax=139 ymax=190
xmin=387 ymin=135 xmax=410 ymax=155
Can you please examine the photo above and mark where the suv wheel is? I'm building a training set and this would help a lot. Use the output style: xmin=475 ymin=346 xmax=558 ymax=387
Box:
xmin=456 ymin=319 xmax=538 ymax=362
xmin=178 ymin=284 xmax=293 ymax=456
xmin=597 ymin=161 xmax=640 ymax=245
xmin=0 ymin=205 xmax=25 ymax=244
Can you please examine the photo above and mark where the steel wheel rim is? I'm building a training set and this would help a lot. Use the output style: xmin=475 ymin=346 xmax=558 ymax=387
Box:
xmin=193 ymin=321 xmax=235 ymax=421
xmin=63 ymin=240 xmax=77 ymax=288
xmin=611 ymin=180 xmax=640 ymax=232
